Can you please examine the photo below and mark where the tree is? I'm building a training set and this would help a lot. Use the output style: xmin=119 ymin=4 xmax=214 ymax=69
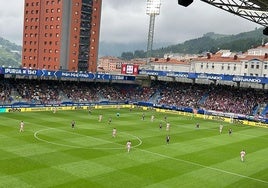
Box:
xmin=121 ymin=52 xmax=134 ymax=60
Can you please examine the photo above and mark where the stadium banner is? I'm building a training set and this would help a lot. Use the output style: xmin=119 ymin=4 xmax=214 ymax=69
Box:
xmin=1 ymin=68 xmax=136 ymax=81
xmin=121 ymin=64 xmax=139 ymax=75
xmin=95 ymin=105 xmax=132 ymax=109
xmin=2 ymin=67 xmax=268 ymax=83
xmin=0 ymin=108 xmax=7 ymax=113
xmin=138 ymin=70 xmax=268 ymax=84
xmin=121 ymin=64 xmax=127 ymax=74
xmin=2 ymin=102 xmax=268 ymax=126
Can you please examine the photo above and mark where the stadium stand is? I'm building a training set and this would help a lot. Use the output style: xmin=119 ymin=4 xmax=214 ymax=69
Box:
xmin=1 ymin=78 xmax=267 ymax=119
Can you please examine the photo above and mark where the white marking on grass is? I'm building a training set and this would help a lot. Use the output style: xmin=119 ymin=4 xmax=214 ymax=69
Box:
xmin=34 ymin=128 xmax=81 ymax=148
xmin=34 ymin=128 xmax=142 ymax=150
xmin=139 ymin=148 xmax=268 ymax=185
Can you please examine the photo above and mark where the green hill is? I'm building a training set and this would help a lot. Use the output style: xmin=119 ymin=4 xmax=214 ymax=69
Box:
xmin=0 ymin=37 xmax=21 ymax=68
xmin=120 ymin=27 xmax=267 ymax=59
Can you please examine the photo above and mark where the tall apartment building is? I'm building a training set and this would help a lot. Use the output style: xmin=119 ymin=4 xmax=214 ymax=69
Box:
xmin=22 ymin=0 xmax=102 ymax=72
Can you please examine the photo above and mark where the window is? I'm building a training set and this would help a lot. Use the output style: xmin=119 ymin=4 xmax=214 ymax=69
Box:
xmin=245 ymin=64 xmax=248 ymax=69
xmin=256 ymin=64 xmax=259 ymax=69
xmin=251 ymin=64 xmax=254 ymax=69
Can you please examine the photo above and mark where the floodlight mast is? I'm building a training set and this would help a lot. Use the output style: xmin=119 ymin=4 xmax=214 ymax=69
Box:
xmin=146 ymin=0 xmax=161 ymax=64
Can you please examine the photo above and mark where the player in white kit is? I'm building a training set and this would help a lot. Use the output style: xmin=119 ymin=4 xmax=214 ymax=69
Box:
xmin=112 ymin=128 xmax=117 ymax=138
xmin=151 ymin=115 xmax=155 ymax=122
xmin=98 ymin=114 xmax=103 ymax=122
xmin=219 ymin=124 xmax=223 ymax=134
xmin=166 ymin=122 xmax=170 ymax=131
xmin=19 ymin=121 xmax=24 ymax=132
xmin=240 ymin=149 xmax=246 ymax=162
xmin=126 ymin=140 xmax=132 ymax=153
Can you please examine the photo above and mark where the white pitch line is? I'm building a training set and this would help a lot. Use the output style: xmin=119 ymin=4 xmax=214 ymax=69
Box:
xmin=138 ymin=148 xmax=268 ymax=185
xmin=33 ymin=128 xmax=142 ymax=150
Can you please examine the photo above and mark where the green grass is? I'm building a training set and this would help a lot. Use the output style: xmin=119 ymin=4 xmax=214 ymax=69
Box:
xmin=0 ymin=108 xmax=267 ymax=188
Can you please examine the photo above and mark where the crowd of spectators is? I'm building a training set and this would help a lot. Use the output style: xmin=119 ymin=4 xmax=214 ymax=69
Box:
xmin=0 ymin=78 xmax=267 ymax=117
xmin=0 ymin=80 xmax=12 ymax=104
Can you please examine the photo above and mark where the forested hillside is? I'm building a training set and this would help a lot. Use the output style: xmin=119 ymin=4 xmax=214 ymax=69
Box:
xmin=120 ymin=27 xmax=267 ymax=60
xmin=0 ymin=37 xmax=21 ymax=68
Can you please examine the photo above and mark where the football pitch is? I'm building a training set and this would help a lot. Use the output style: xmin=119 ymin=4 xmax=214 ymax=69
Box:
xmin=0 ymin=108 xmax=267 ymax=188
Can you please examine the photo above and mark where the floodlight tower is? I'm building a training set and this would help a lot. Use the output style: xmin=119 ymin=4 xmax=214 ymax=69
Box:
xmin=146 ymin=0 xmax=161 ymax=63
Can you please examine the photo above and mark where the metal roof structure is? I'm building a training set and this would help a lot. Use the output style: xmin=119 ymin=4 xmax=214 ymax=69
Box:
xmin=200 ymin=0 xmax=268 ymax=27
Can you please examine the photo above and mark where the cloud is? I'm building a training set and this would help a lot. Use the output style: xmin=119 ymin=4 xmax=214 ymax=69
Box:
xmin=0 ymin=0 xmax=261 ymax=46
xmin=0 ymin=1 xmax=24 ymax=45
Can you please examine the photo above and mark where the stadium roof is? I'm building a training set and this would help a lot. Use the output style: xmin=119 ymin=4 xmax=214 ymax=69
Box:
xmin=201 ymin=0 xmax=268 ymax=27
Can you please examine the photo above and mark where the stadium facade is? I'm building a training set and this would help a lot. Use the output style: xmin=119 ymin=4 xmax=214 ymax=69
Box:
xmin=22 ymin=0 xmax=102 ymax=72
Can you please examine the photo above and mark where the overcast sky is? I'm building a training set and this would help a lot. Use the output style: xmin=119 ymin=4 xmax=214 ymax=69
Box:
xmin=0 ymin=0 xmax=262 ymax=46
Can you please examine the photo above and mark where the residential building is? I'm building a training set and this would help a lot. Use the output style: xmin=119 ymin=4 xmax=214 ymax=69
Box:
xmin=22 ymin=0 xmax=102 ymax=72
